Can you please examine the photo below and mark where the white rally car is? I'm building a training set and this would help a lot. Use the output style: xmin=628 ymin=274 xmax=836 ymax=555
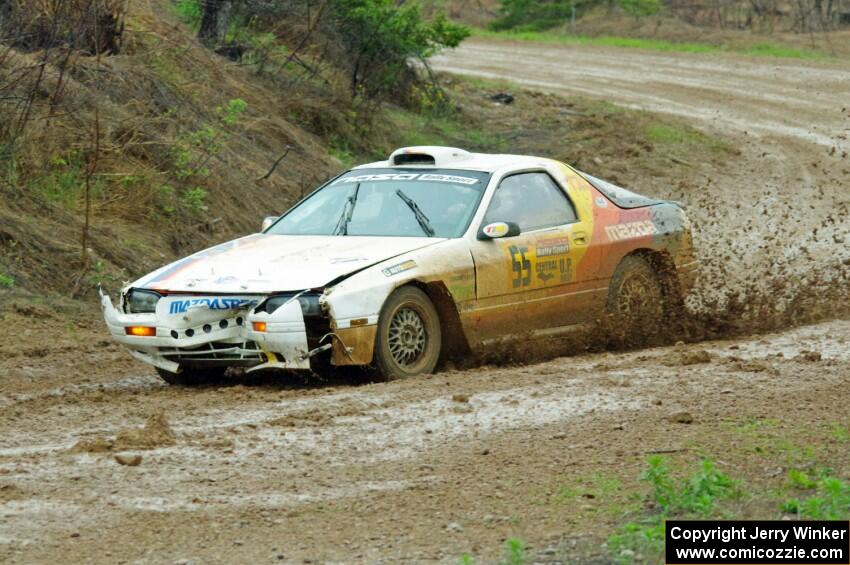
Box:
xmin=102 ymin=146 xmax=697 ymax=384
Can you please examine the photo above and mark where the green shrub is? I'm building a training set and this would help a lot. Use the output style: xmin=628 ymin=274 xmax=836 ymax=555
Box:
xmin=328 ymin=0 xmax=469 ymax=100
xmin=0 ymin=273 xmax=15 ymax=288
xmin=502 ymin=538 xmax=527 ymax=565
xmin=174 ymin=0 xmax=203 ymax=28
xmin=491 ymin=0 xmax=574 ymax=31
xmin=783 ymin=477 xmax=850 ymax=520
xmin=182 ymin=187 xmax=208 ymax=214
xmin=610 ymin=457 xmax=738 ymax=563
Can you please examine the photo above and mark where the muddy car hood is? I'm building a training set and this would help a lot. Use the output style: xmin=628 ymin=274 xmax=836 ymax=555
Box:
xmin=133 ymin=234 xmax=443 ymax=294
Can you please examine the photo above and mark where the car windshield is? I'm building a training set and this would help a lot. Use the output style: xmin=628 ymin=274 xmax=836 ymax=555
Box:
xmin=267 ymin=168 xmax=491 ymax=238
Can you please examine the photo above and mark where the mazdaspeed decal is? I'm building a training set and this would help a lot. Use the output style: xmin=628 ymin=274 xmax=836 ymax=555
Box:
xmin=382 ymin=260 xmax=418 ymax=277
xmin=605 ymin=220 xmax=658 ymax=242
xmin=168 ymin=297 xmax=259 ymax=315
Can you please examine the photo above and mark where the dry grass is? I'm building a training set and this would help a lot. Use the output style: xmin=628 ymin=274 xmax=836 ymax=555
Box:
xmin=1 ymin=0 xmax=343 ymax=296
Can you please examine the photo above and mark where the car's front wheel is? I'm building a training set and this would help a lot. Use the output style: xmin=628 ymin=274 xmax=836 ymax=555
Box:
xmin=155 ymin=366 xmax=227 ymax=386
xmin=374 ymin=286 xmax=442 ymax=379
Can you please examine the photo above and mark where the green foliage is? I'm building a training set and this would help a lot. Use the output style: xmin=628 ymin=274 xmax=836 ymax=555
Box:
xmin=458 ymin=554 xmax=475 ymax=565
xmin=609 ymin=520 xmax=665 ymax=564
xmin=218 ymin=98 xmax=248 ymax=125
xmin=609 ymin=457 xmax=738 ymax=563
xmin=174 ymin=0 xmax=202 ymax=29
xmin=787 ymin=469 xmax=818 ymax=490
xmin=171 ymin=98 xmax=246 ymax=179
xmin=501 ymin=538 xmax=526 ymax=565
xmin=744 ymin=43 xmax=827 ymax=59
xmin=617 ymin=0 xmax=661 ymax=19
xmin=328 ymin=0 xmax=469 ymax=100
xmin=832 ymin=424 xmax=850 ymax=442
xmin=474 ymin=29 xmax=829 ymax=59
xmin=182 ymin=187 xmax=208 ymax=214
xmin=782 ymin=477 xmax=850 ymax=520
xmin=642 ymin=456 xmax=737 ymax=516
xmin=156 ymin=184 xmax=207 ymax=215
xmin=328 ymin=135 xmax=356 ymax=168
xmin=157 ymin=185 xmax=177 ymax=215
xmin=0 ymin=273 xmax=15 ymax=288
xmin=27 ymin=151 xmax=110 ymax=209
xmin=491 ymin=0 xmax=584 ymax=31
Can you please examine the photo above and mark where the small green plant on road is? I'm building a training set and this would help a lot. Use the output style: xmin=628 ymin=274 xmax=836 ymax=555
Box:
xmin=608 ymin=457 xmax=738 ymax=563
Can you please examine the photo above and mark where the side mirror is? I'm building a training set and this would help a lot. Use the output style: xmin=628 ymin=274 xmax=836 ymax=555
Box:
xmin=261 ymin=216 xmax=278 ymax=232
xmin=478 ymin=221 xmax=521 ymax=240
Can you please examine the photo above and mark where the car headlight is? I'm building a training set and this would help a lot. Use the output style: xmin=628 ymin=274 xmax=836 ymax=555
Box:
xmin=264 ymin=294 xmax=322 ymax=318
xmin=125 ymin=289 xmax=162 ymax=314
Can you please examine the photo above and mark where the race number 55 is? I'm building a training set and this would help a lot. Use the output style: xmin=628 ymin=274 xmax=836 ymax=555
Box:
xmin=509 ymin=245 xmax=531 ymax=288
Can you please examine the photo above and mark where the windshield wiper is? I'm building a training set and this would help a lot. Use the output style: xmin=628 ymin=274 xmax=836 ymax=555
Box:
xmin=333 ymin=183 xmax=360 ymax=235
xmin=396 ymin=189 xmax=435 ymax=237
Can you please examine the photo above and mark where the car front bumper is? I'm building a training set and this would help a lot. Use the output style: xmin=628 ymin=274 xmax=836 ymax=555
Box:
xmin=100 ymin=290 xmax=315 ymax=373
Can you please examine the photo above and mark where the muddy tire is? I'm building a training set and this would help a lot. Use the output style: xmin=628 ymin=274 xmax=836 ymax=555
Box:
xmin=155 ymin=366 xmax=226 ymax=386
xmin=374 ymin=286 xmax=442 ymax=380
xmin=606 ymin=255 xmax=664 ymax=346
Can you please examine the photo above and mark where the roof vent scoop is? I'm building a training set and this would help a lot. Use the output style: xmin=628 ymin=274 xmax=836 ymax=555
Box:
xmin=389 ymin=146 xmax=472 ymax=167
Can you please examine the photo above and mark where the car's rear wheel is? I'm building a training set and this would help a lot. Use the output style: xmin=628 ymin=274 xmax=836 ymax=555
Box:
xmin=374 ymin=286 xmax=442 ymax=379
xmin=606 ymin=255 xmax=664 ymax=346
xmin=155 ymin=366 xmax=227 ymax=386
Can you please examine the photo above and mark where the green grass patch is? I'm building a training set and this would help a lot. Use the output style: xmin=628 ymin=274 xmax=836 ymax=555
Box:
xmin=0 ymin=273 xmax=15 ymax=288
xmin=781 ymin=477 xmax=850 ymax=520
xmin=831 ymin=424 xmax=850 ymax=442
xmin=744 ymin=43 xmax=825 ymax=59
xmin=608 ymin=457 xmax=739 ymax=563
xmin=645 ymin=121 xmax=731 ymax=153
xmin=473 ymin=29 xmax=829 ymax=60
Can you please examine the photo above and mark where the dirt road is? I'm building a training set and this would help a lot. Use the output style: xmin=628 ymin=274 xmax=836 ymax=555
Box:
xmin=433 ymin=38 xmax=850 ymax=149
xmin=2 ymin=40 xmax=849 ymax=564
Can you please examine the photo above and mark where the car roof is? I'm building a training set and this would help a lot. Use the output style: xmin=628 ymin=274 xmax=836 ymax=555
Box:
xmin=353 ymin=146 xmax=555 ymax=174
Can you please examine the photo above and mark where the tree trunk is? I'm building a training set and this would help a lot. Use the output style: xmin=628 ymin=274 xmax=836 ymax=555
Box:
xmin=198 ymin=0 xmax=233 ymax=45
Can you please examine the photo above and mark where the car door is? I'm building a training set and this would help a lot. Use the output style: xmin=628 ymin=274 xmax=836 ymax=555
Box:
xmin=467 ymin=170 xmax=597 ymax=341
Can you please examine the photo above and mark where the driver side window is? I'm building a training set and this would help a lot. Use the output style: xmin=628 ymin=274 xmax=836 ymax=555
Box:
xmin=483 ymin=172 xmax=577 ymax=232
